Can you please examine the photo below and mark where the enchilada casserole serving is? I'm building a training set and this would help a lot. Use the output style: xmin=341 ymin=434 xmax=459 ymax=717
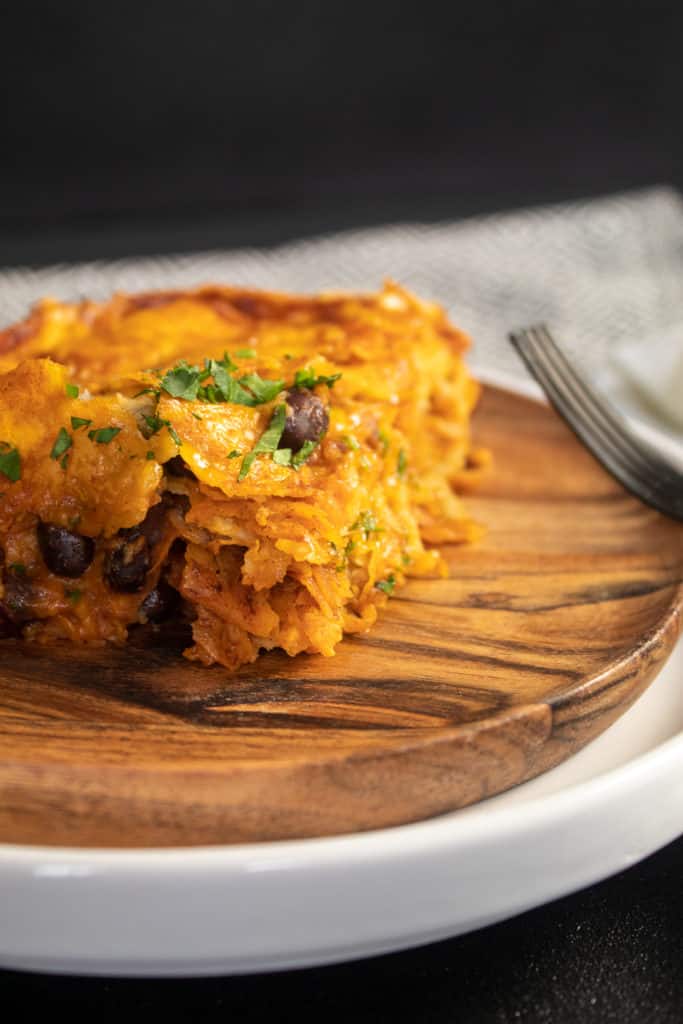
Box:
xmin=0 ymin=283 xmax=485 ymax=670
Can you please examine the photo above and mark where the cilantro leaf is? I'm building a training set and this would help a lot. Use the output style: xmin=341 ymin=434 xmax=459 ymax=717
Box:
xmin=235 ymin=348 xmax=256 ymax=358
xmin=206 ymin=358 xmax=234 ymax=400
xmin=160 ymin=363 xmax=201 ymax=400
xmin=133 ymin=387 xmax=161 ymax=398
xmin=65 ymin=383 xmax=79 ymax=398
xmin=50 ymin=427 xmax=73 ymax=460
xmin=375 ymin=575 xmax=396 ymax=596
xmin=0 ymin=443 xmax=21 ymax=483
xmin=238 ymin=404 xmax=287 ymax=481
xmin=294 ymin=368 xmax=342 ymax=389
xmin=143 ymin=415 xmax=164 ymax=436
xmin=272 ymin=448 xmax=292 ymax=466
xmin=352 ymin=511 xmax=380 ymax=537
xmin=71 ymin=416 xmax=92 ymax=431
xmin=291 ymin=439 xmax=319 ymax=468
xmin=199 ymin=368 xmax=254 ymax=405
xmin=88 ymin=427 xmax=121 ymax=444
xmin=397 ymin=448 xmax=407 ymax=477
xmin=142 ymin=415 xmax=180 ymax=445
xmin=65 ymin=588 xmax=83 ymax=604
xmin=218 ymin=351 xmax=238 ymax=372
xmin=239 ymin=373 xmax=284 ymax=404
xmin=166 ymin=424 xmax=182 ymax=446
xmin=152 ymin=355 xmax=283 ymax=408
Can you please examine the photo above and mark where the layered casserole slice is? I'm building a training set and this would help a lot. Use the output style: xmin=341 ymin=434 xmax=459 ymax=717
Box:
xmin=0 ymin=283 xmax=484 ymax=670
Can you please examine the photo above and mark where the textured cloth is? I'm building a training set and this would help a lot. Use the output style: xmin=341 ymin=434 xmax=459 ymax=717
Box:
xmin=1 ymin=186 xmax=682 ymax=431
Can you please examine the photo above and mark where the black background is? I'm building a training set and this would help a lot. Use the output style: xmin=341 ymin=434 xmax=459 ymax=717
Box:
xmin=1 ymin=1 xmax=682 ymax=1019
xmin=2 ymin=0 xmax=683 ymax=263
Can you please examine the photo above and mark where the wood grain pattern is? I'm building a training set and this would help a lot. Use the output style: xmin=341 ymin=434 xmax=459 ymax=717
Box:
xmin=0 ymin=385 xmax=680 ymax=847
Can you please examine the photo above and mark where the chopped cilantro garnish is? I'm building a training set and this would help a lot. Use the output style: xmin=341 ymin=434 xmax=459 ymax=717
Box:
xmin=269 ymin=439 xmax=319 ymax=470
xmin=238 ymin=373 xmax=284 ymax=404
xmin=60 ymin=453 xmax=70 ymax=470
xmin=143 ymin=415 xmax=164 ymax=436
xmin=8 ymin=562 xmax=26 ymax=576
xmin=65 ymin=383 xmax=79 ymax=399
xmin=352 ymin=511 xmax=380 ymax=538
xmin=146 ymin=450 xmax=155 ymax=460
xmin=375 ymin=575 xmax=396 ymax=596
xmin=88 ymin=427 xmax=121 ymax=444
xmin=218 ymin=351 xmax=238 ymax=372
xmin=71 ymin=416 xmax=92 ymax=431
xmin=160 ymin=363 xmax=201 ymax=400
xmin=343 ymin=435 xmax=360 ymax=451
xmin=291 ymin=439 xmax=319 ymax=468
xmin=397 ymin=449 xmax=407 ymax=477
xmin=65 ymin=588 xmax=83 ymax=604
xmin=204 ymin=358 xmax=234 ymax=401
xmin=227 ymin=449 xmax=241 ymax=459
xmin=50 ymin=427 xmax=73 ymax=461
xmin=142 ymin=415 xmax=180 ymax=445
xmin=272 ymin=448 xmax=292 ymax=466
xmin=191 ymin=412 xmax=203 ymax=421
xmin=401 ymin=553 xmax=412 ymax=566
xmin=377 ymin=430 xmax=390 ymax=455
xmin=293 ymin=368 xmax=342 ymax=389
xmin=133 ymin=387 xmax=161 ymax=398
xmin=198 ymin=368 xmax=258 ymax=406
xmin=238 ymin=404 xmax=286 ymax=481
xmin=166 ymin=424 xmax=182 ymax=446
xmin=235 ymin=348 xmax=256 ymax=358
xmin=0 ymin=443 xmax=21 ymax=483
xmin=150 ymin=354 xmax=283 ymax=408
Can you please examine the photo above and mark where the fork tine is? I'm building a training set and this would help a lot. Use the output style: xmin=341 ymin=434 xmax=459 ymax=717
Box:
xmin=518 ymin=347 xmax=673 ymax=508
xmin=517 ymin=330 xmax=679 ymax=500
xmin=531 ymin=325 xmax=683 ymax=488
xmin=509 ymin=329 xmax=683 ymax=518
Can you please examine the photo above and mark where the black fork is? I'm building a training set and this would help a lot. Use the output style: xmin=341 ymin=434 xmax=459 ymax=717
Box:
xmin=508 ymin=325 xmax=683 ymax=522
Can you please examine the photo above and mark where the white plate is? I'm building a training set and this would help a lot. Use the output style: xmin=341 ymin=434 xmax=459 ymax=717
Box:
xmin=0 ymin=373 xmax=681 ymax=977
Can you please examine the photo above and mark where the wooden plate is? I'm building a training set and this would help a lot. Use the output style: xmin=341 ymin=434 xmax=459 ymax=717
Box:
xmin=0 ymin=384 xmax=681 ymax=848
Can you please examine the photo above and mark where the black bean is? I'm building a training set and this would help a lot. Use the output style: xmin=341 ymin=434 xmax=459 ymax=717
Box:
xmin=0 ymin=602 xmax=20 ymax=637
xmin=134 ymin=502 xmax=168 ymax=547
xmin=37 ymin=522 xmax=95 ymax=578
xmin=104 ymin=533 xmax=150 ymax=593
xmin=165 ymin=455 xmax=196 ymax=480
xmin=2 ymin=578 xmax=36 ymax=624
xmin=104 ymin=498 xmax=182 ymax=593
xmin=279 ymin=388 xmax=329 ymax=454
xmin=138 ymin=581 xmax=180 ymax=624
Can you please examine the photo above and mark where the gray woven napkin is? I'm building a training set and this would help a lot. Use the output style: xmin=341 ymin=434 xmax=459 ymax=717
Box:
xmin=1 ymin=186 xmax=682 ymax=434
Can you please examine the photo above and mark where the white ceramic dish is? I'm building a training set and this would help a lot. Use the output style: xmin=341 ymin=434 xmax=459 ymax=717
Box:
xmin=0 ymin=373 xmax=680 ymax=977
